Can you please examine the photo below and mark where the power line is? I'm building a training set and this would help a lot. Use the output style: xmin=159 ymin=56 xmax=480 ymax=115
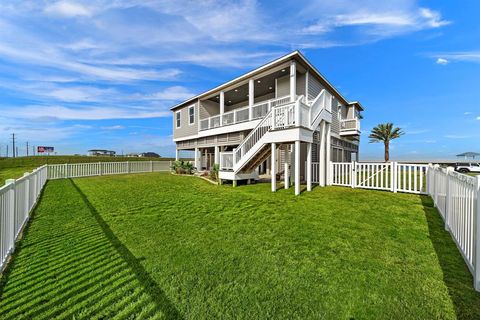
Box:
xmin=11 ymin=133 xmax=16 ymax=158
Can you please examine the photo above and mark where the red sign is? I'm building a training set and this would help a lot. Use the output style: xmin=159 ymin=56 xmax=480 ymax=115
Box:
xmin=37 ymin=146 xmax=54 ymax=153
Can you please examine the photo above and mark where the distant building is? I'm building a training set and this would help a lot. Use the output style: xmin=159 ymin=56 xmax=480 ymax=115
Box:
xmin=126 ymin=152 xmax=161 ymax=158
xmin=456 ymin=152 xmax=480 ymax=160
xmin=87 ymin=149 xmax=116 ymax=157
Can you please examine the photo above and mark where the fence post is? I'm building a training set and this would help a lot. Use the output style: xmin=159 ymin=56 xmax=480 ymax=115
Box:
xmin=433 ymin=164 xmax=440 ymax=206
xmin=474 ymin=175 xmax=480 ymax=291
xmin=150 ymin=161 xmax=153 ymax=172
xmin=127 ymin=161 xmax=130 ymax=174
xmin=391 ymin=162 xmax=397 ymax=193
xmin=23 ymin=172 xmax=30 ymax=215
xmin=351 ymin=161 xmax=356 ymax=188
xmin=5 ymin=179 xmax=15 ymax=253
xmin=64 ymin=163 xmax=68 ymax=178
xmin=444 ymin=167 xmax=453 ymax=230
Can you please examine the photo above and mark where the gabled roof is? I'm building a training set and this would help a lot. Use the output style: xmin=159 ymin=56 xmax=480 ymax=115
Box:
xmin=456 ymin=152 xmax=480 ymax=157
xmin=170 ymin=50 xmax=359 ymax=111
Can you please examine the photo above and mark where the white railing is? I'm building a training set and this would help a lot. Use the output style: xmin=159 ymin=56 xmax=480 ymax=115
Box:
xmin=48 ymin=161 xmax=171 ymax=179
xmin=340 ymin=119 xmax=360 ymax=132
xmin=199 ymin=96 xmax=291 ymax=131
xmin=0 ymin=165 xmax=48 ymax=272
xmin=220 ymin=152 xmax=234 ymax=170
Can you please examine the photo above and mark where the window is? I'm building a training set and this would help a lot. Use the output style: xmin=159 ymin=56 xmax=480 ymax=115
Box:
xmin=188 ymin=105 xmax=195 ymax=125
xmin=175 ymin=111 xmax=181 ymax=128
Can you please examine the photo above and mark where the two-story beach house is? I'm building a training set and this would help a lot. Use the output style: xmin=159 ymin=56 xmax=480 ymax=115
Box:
xmin=171 ymin=51 xmax=363 ymax=195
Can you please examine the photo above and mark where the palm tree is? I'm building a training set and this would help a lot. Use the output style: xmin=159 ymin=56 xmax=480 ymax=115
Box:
xmin=369 ymin=123 xmax=404 ymax=162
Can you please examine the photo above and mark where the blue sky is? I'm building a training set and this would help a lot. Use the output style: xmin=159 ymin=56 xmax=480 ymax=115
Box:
xmin=0 ymin=0 xmax=478 ymax=160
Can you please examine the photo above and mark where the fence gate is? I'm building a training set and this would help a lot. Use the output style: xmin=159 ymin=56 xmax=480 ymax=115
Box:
xmin=354 ymin=162 xmax=392 ymax=191
xmin=330 ymin=162 xmax=428 ymax=194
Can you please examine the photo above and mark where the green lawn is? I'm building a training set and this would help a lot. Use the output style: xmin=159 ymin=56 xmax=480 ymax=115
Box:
xmin=0 ymin=173 xmax=479 ymax=319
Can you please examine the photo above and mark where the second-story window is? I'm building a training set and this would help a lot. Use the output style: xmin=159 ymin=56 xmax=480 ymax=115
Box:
xmin=188 ymin=105 xmax=195 ymax=125
xmin=176 ymin=111 xmax=181 ymax=128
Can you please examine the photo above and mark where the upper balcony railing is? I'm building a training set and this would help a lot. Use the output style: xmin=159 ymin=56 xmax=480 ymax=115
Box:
xmin=199 ymin=96 xmax=291 ymax=131
xmin=340 ymin=118 xmax=361 ymax=133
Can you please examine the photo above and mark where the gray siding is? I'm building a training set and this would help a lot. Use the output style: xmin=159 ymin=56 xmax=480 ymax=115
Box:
xmin=331 ymin=99 xmax=341 ymax=135
xmin=307 ymin=73 xmax=326 ymax=101
xmin=173 ymin=102 xmax=199 ymax=139
xmin=296 ymin=73 xmax=306 ymax=97
xmin=200 ymin=100 xmax=218 ymax=119
xmin=276 ymin=75 xmax=289 ymax=97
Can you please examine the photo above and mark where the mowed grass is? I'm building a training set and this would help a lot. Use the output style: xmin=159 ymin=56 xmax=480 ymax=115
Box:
xmin=1 ymin=173 xmax=479 ymax=319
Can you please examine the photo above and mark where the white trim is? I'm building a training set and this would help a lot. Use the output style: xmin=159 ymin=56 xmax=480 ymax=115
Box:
xmin=175 ymin=110 xmax=181 ymax=128
xmin=188 ymin=104 xmax=195 ymax=125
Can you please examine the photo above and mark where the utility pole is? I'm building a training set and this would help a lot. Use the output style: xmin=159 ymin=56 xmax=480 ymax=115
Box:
xmin=11 ymin=133 xmax=16 ymax=158
xmin=26 ymin=141 xmax=29 ymax=157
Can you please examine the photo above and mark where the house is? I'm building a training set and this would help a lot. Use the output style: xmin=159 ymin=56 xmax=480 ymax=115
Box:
xmin=171 ymin=51 xmax=362 ymax=195
xmin=126 ymin=152 xmax=161 ymax=158
xmin=456 ymin=152 xmax=480 ymax=160
xmin=87 ymin=149 xmax=116 ymax=157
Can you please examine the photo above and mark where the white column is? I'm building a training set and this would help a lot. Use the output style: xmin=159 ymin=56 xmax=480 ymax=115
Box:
xmin=284 ymin=162 xmax=289 ymax=189
xmin=290 ymin=144 xmax=295 ymax=185
xmin=307 ymin=142 xmax=312 ymax=191
xmin=271 ymin=143 xmax=276 ymax=192
xmin=175 ymin=149 xmax=179 ymax=161
xmin=305 ymin=70 xmax=309 ymax=104
xmin=220 ymin=91 xmax=225 ymax=117
xmin=295 ymin=140 xmax=301 ymax=195
xmin=325 ymin=123 xmax=331 ymax=185
xmin=214 ymin=145 xmax=219 ymax=165
xmin=194 ymin=147 xmax=200 ymax=169
xmin=249 ymin=79 xmax=254 ymax=120
xmin=319 ymin=122 xmax=326 ymax=186
xmin=290 ymin=60 xmax=296 ymax=102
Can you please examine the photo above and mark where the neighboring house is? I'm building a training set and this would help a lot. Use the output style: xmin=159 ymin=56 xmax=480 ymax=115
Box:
xmin=126 ymin=152 xmax=161 ymax=158
xmin=87 ymin=149 xmax=116 ymax=157
xmin=171 ymin=51 xmax=363 ymax=194
xmin=456 ymin=152 xmax=480 ymax=160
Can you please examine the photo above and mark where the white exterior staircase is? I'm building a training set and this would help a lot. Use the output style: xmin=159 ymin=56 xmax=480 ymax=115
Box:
xmin=220 ymin=90 xmax=333 ymax=177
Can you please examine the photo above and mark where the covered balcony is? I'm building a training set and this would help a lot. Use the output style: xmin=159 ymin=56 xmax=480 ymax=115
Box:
xmin=339 ymin=102 xmax=362 ymax=136
xmin=198 ymin=61 xmax=305 ymax=132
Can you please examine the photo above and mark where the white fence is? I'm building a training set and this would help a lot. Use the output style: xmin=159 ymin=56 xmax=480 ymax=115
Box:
xmin=427 ymin=165 xmax=480 ymax=290
xmin=0 ymin=161 xmax=171 ymax=273
xmin=329 ymin=162 xmax=428 ymax=194
xmin=48 ymin=161 xmax=171 ymax=179
xmin=1 ymin=165 xmax=48 ymax=272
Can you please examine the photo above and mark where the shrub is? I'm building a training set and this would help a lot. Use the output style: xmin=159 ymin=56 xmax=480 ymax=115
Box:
xmin=171 ymin=160 xmax=196 ymax=175
xmin=209 ymin=163 xmax=219 ymax=182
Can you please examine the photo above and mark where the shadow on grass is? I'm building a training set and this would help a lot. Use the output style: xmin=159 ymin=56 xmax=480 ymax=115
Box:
xmin=70 ymin=179 xmax=183 ymax=320
xmin=421 ymin=195 xmax=480 ymax=319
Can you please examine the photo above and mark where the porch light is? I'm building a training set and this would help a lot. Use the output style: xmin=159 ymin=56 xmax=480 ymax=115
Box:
xmin=269 ymin=87 xmax=272 ymax=90
xmin=281 ymin=69 xmax=285 ymax=72
xmin=234 ymin=89 xmax=238 ymax=92
xmin=228 ymin=100 xmax=232 ymax=103
xmin=257 ymin=80 xmax=261 ymax=83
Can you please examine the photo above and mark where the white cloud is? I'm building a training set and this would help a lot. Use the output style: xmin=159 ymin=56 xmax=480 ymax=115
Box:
xmin=2 ymin=105 xmax=170 ymax=121
xmin=141 ymin=86 xmax=196 ymax=101
xmin=464 ymin=112 xmax=472 ymax=115
xmin=476 ymin=116 xmax=480 ymax=121
xmin=436 ymin=58 xmax=448 ymax=65
xmin=101 ymin=125 xmax=125 ymax=130
xmin=432 ymin=51 xmax=480 ymax=64
xmin=44 ymin=1 xmax=92 ymax=17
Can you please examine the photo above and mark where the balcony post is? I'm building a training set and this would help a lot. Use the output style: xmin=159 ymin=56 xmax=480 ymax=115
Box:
xmin=307 ymin=142 xmax=312 ymax=192
xmin=271 ymin=143 xmax=276 ymax=192
xmin=325 ymin=123 xmax=332 ymax=185
xmin=220 ymin=90 xmax=225 ymax=125
xmin=214 ymin=145 xmax=219 ymax=165
xmin=194 ymin=147 xmax=200 ymax=170
xmin=175 ymin=148 xmax=179 ymax=161
xmin=249 ymin=79 xmax=254 ymax=120
xmin=295 ymin=140 xmax=301 ymax=195
xmin=319 ymin=121 xmax=326 ymax=186
xmin=290 ymin=60 xmax=296 ymax=102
